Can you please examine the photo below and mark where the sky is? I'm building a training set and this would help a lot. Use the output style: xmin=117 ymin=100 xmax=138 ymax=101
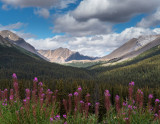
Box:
xmin=0 ymin=0 xmax=160 ymax=57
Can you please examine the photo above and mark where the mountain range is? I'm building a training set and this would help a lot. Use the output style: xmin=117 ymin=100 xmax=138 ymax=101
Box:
xmin=0 ymin=32 xmax=92 ymax=80
xmin=1 ymin=30 xmax=160 ymax=66
xmin=0 ymin=30 xmax=98 ymax=63
xmin=0 ymin=30 xmax=160 ymax=85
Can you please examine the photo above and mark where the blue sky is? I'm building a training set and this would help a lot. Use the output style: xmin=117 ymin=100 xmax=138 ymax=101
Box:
xmin=0 ymin=0 xmax=160 ymax=57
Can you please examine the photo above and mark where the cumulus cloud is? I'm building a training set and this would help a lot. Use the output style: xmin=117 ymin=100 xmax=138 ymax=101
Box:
xmin=1 ymin=0 xmax=77 ymax=9
xmin=34 ymin=8 xmax=50 ymax=18
xmin=72 ymin=0 xmax=160 ymax=22
xmin=26 ymin=27 xmax=160 ymax=57
xmin=137 ymin=8 xmax=160 ymax=28
xmin=53 ymin=14 xmax=112 ymax=36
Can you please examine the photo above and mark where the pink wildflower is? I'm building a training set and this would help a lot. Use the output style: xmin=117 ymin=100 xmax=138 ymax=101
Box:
xmin=104 ymin=90 xmax=111 ymax=112
xmin=12 ymin=73 xmax=17 ymax=79
xmin=63 ymin=114 xmax=67 ymax=119
xmin=33 ymin=77 xmax=38 ymax=82
xmin=74 ymin=92 xmax=78 ymax=96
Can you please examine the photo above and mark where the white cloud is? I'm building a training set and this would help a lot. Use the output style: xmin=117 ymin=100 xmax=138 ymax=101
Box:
xmin=1 ymin=0 xmax=77 ymax=9
xmin=137 ymin=8 xmax=160 ymax=28
xmin=34 ymin=8 xmax=50 ymax=18
xmin=52 ymin=0 xmax=160 ymax=37
xmin=1 ymin=0 xmax=77 ymax=19
xmin=53 ymin=14 xmax=112 ymax=36
xmin=72 ymin=0 xmax=160 ymax=22
xmin=26 ymin=27 xmax=160 ymax=57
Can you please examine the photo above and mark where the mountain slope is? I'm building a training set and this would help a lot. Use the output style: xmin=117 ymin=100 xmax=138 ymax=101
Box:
xmin=102 ymin=35 xmax=160 ymax=61
xmin=0 ymin=36 xmax=92 ymax=80
xmin=91 ymin=44 xmax=160 ymax=86
xmin=0 ymin=30 xmax=48 ymax=61
xmin=119 ymin=36 xmax=160 ymax=60
xmin=38 ymin=48 xmax=98 ymax=63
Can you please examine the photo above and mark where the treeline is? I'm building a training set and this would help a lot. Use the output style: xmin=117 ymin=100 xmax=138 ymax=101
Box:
xmin=94 ymin=54 xmax=160 ymax=88
xmin=0 ymin=45 xmax=93 ymax=80
xmin=90 ymin=45 xmax=160 ymax=88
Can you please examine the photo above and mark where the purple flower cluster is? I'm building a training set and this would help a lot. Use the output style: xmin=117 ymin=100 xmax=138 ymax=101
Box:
xmin=74 ymin=92 xmax=78 ymax=96
xmin=115 ymin=95 xmax=120 ymax=101
xmin=149 ymin=94 xmax=153 ymax=99
xmin=128 ymin=105 xmax=132 ymax=110
xmin=33 ymin=77 xmax=38 ymax=82
xmin=104 ymin=90 xmax=111 ymax=96
xmin=12 ymin=73 xmax=17 ymax=79
xmin=155 ymin=99 xmax=160 ymax=103
xmin=123 ymin=102 xmax=127 ymax=106
xmin=129 ymin=81 xmax=134 ymax=86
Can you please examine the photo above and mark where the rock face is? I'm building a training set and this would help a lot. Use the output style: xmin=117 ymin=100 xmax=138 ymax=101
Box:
xmin=38 ymin=48 xmax=98 ymax=63
xmin=0 ymin=35 xmax=13 ymax=47
xmin=102 ymin=35 xmax=160 ymax=61
xmin=0 ymin=30 xmax=48 ymax=60
xmin=65 ymin=52 xmax=98 ymax=62
xmin=38 ymin=48 xmax=74 ymax=63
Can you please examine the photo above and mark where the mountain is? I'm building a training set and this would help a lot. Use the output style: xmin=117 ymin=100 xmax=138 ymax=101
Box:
xmin=0 ymin=30 xmax=48 ymax=61
xmin=0 ymin=30 xmax=36 ymax=53
xmin=0 ymin=35 xmax=13 ymax=47
xmin=0 ymin=30 xmax=98 ymax=65
xmin=38 ymin=47 xmax=98 ymax=63
xmin=65 ymin=52 xmax=98 ymax=62
xmin=102 ymin=35 xmax=160 ymax=61
xmin=90 ymin=44 xmax=160 ymax=86
xmin=0 ymin=36 xmax=92 ymax=80
xmin=38 ymin=47 xmax=74 ymax=63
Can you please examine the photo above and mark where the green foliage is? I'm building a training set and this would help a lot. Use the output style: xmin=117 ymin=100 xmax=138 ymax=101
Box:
xmin=63 ymin=61 xmax=103 ymax=68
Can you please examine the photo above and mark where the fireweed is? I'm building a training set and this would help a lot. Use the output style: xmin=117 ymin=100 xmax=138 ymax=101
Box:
xmin=0 ymin=75 xmax=160 ymax=123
